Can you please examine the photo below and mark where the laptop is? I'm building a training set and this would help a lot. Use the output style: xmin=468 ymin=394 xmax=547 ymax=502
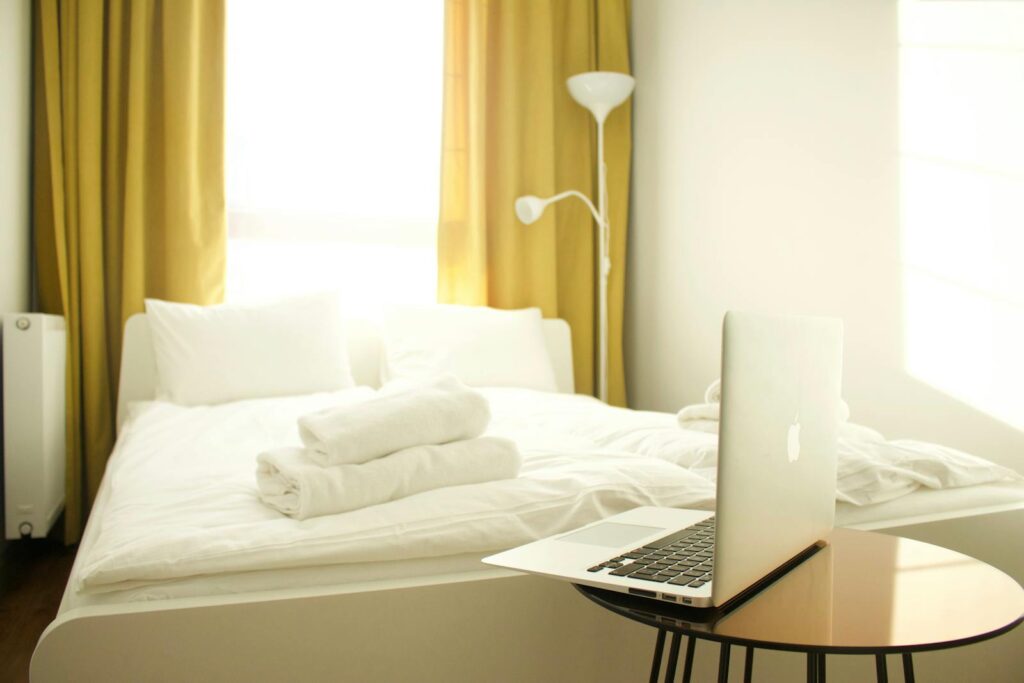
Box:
xmin=483 ymin=311 xmax=843 ymax=609
xmin=578 ymin=540 xmax=835 ymax=636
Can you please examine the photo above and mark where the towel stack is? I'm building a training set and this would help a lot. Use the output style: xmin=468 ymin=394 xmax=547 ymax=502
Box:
xmin=676 ymin=378 xmax=851 ymax=433
xmin=256 ymin=376 xmax=522 ymax=519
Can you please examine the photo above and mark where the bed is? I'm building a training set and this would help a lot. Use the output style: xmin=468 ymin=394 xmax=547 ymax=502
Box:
xmin=31 ymin=313 xmax=1024 ymax=682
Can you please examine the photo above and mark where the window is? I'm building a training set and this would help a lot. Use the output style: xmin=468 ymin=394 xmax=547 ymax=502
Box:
xmin=225 ymin=0 xmax=444 ymax=315
xmin=900 ymin=1 xmax=1024 ymax=429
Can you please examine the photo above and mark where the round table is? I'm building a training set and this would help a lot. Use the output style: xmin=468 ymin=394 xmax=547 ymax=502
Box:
xmin=575 ymin=528 xmax=1024 ymax=682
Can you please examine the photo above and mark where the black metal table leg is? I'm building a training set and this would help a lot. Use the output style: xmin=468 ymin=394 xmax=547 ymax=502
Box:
xmin=664 ymin=632 xmax=682 ymax=683
xmin=648 ymin=631 xmax=909 ymax=683
xmin=649 ymin=632 xmax=905 ymax=683
xmin=718 ymin=643 xmax=731 ymax=683
xmin=682 ymin=637 xmax=696 ymax=683
xmin=902 ymin=653 xmax=915 ymax=683
xmin=649 ymin=629 xmax=666 ymax=683
xmin=876 ymin=654 xmax=889 ymax=683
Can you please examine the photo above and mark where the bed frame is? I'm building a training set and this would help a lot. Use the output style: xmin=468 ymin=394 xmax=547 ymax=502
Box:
xmin=32 ymin=315 xmax=1024 ymax=682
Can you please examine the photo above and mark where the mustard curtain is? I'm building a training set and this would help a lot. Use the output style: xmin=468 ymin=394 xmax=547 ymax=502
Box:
xmin=438 ymin=0 xmax=632 ymax=405
xmin=33 ymin=0 xmax=226 ymax=542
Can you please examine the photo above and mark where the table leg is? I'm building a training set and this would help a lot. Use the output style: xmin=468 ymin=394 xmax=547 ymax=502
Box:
xmin=682 ymin=637 xmax=696 ymax=683
xmin=649 ymin=629 xmax=667 ymax=683
xmin=743 ymin=646 xmax=754 ymax=683
xmin=818 ymin=653 xmax=826 ymax=683
xmin=876 ymin=654 xmax=889 ymax=683
xmin=664 ymin=633 xmax=683 ymax=683
xmin=718 ymin=643 xmax=732 ymax=683
xmin=807 ymin=653 xmax=817 ymax=683
xmin=902 ymin=653 xmax=915 ymax=683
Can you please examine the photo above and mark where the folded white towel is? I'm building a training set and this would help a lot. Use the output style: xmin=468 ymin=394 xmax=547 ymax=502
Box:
xmin=256 ymin=437 xmax=522 ymax=519
xmin=298 ymin=375 xmax=491 ymax=466
xmin=678 ymin=379 xmax=850 ymax=433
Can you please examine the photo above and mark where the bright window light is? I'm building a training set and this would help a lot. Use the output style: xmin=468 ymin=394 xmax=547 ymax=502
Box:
xmin=900 ymin=1 xmax=1024 ymax=430
xmin=224 ymin=0 xmax=443 ymax=315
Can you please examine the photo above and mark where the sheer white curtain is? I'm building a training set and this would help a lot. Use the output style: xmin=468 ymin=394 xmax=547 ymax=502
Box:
xmin=225 ymin=0 xmax=443 ymax=314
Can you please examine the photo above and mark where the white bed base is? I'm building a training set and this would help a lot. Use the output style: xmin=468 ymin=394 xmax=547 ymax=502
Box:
xmin=33 ymin=314 xmax=1024 ymax=682
xmin=32 ymin=507 xmax=1024 ymax=682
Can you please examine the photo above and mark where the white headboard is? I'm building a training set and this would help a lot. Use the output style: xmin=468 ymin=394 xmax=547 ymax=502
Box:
xmin=116 ymin=313 xmax=575 ymax=433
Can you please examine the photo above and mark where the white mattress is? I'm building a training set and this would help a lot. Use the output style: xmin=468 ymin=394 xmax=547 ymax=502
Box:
xmin=64 ymin=387 xmax=1024 ymax=608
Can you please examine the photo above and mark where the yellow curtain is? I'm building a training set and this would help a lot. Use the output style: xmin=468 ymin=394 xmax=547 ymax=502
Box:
xmin=33 ymin=0 xmax=226 ymax=542
xmin=438 ymin=0 xmax=632 ymax=405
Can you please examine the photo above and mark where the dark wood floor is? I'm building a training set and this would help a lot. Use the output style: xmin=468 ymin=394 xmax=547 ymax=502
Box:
xmin=0 ymin=539 xmax=77 ymax=683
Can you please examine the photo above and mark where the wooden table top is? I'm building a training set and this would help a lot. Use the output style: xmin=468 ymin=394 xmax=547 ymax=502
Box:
xmin=577 ymin=527 xmax=1024 ymax=654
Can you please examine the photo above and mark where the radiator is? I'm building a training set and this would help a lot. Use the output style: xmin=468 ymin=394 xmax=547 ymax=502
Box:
xmin=3 ymin=314 xmax=66 ymax=540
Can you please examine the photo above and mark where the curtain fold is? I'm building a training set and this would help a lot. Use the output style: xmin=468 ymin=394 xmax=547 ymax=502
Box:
xmin=33 ymin=0 xmax=226 ymax=542
xmin=438 ymin=0 xmax=632 ymax=405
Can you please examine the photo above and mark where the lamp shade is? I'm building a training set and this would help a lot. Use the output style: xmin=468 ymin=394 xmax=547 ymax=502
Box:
xmin=514 ymin=195 xmax=547 ymax=225
xmin=566 ymin=71 xmax=636 ymax=124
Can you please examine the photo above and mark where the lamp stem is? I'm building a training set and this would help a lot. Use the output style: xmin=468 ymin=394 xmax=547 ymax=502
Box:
xmin=596 ymin=117 xmax=609 ymax=404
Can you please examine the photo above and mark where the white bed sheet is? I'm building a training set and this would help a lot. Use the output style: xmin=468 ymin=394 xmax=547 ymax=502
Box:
xmin=62 ymin=459 xmax=498 ymax=611
xmin=73 ymin=387 xmax=1023 ymax=598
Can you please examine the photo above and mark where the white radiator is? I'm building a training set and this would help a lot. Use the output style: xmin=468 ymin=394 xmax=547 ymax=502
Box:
xmin=3 ymin=313 xmax=66 ymax=539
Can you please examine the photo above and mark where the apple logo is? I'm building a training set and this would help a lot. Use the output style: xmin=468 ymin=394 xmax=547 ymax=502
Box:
xmin=787 ymin=415 xmax=801 ymax=463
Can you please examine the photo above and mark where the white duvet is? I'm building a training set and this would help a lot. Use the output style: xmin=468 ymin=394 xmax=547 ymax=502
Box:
xmin=78 ymin=388 xmax=1020 ymax=591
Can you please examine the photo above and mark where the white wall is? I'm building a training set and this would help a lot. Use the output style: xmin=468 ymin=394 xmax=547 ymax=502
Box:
xmin=0 ymin=0 xmax=31 ymax=316
xmin=627 ymin=0 xmax=1024 ymax=471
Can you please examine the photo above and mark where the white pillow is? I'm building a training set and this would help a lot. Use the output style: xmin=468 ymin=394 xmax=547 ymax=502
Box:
xmin=145 ymin=293 xmax=355 ymax=406
xmin=382 ymin=304 xmax=558 ymax=392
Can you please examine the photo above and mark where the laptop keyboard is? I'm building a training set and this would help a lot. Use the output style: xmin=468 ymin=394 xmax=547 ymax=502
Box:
xmin=586 ymin=517 xmax=715 ymax=588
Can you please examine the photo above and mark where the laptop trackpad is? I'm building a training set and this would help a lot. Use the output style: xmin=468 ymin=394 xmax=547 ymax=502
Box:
xmin=559 ymin=522 xmax=663 ymax=547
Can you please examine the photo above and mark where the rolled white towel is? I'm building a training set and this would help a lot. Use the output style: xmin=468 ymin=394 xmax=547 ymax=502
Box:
xmin=256 ymin=436 xmax=522 ymax=520
xmin=704 ymin=378 xmax=722 ymax=404
xmin=678 ymin=402 xmax=720 ymax=424
xmin=678 ymin=379 xmax=850 ymax=432
xmin=298 ymin=375 xmax=491 ymax=466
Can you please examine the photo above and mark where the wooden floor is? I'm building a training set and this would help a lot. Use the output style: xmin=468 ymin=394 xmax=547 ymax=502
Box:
xmin=0 ymin=540 xmax=76 ymax=683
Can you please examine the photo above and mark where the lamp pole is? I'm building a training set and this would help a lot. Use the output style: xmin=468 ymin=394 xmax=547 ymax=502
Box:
xmin=595 ymin=116 xmax=610 ymax=404
xmin=514 ymin=71 xmax=634 ymax=403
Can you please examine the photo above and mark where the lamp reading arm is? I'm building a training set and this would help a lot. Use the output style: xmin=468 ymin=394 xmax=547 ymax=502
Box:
xmin=515 ymin=190 xmax=604 ymax=228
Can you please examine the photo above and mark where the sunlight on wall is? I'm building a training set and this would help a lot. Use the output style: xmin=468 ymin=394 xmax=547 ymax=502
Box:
xmin=224 ymin=0 xmax=443 ymax=308
xmin=900 ymin=1 xmax=1024 ymax=430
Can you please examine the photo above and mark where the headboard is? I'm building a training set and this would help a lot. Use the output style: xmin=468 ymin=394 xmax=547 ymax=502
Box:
xmin=116 ymin=313 xmax=576 ymax=433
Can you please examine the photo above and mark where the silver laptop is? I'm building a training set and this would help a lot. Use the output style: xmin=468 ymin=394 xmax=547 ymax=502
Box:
xmin=483 ymin=311 xmax=843 ymax=609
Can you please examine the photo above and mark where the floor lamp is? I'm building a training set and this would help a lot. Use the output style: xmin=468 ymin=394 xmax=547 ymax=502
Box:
xmin=514 ymin=71 xmax=635 ymax=403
